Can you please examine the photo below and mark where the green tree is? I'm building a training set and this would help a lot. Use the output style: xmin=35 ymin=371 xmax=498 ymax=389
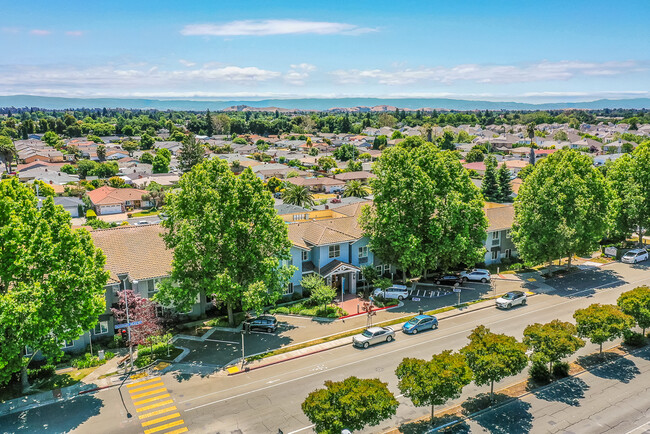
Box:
xmin=76 ymin=159 xmax=99 ymax=178
xmin=0 ymin=135 xmax=16 ymax=173
xmin=108 ymin=176 xmax=126 ymax=188
xmin=122 ymin=124 xmax=134 ymax=137
xmin=573 ymin=304 xmax=634 ymax=354
xmin=308 ymin=146 xmax=319 ymax=156
xmin=333 ymin=144 xmax=359 ymax=161
xmin=461 ymin=325 xmax=528 ymax=401
xmin=309 ymin=283 xmax=336 ymax=312
xmin=302 ymin=376 xmax=399 ymax=434
xmin=396 ymin=351 xmax=472 ymax=420
xmin=121 ymin=140 xmax=139 ymax=157
xmin=0 ymin=178 xmax=108 ymax=390
xmin=361 ymin=143 xmax=487 ymax=281
xmin=96 ymin=144 xmax=106 ymax=161
xmin=343 ymin=180 xmax=370 ymax=198
xmin=496 ymin=163 xmax=513 ymax=203
xmin=266 ymin=177 xmax=283 ymax=193
xmin=60 ymin=164 xmax=77 ymax=175
xmin=156 ymin=159 xmax=294 ymax=326
xmin=42 ymin=131 xmax=64 ymax=149
xmin=517 ymin=164 xmax=534 ymax=180
xmin=481 ymin=155 xmax=499 ymax=202
xmin=318 ymin=156 xmax=337 ymax=172
xmin=282 ymin=184 xmax=315 ymax=208
xmin=617 ymin=286 xmax=650 ymax=335
xmin=139 ymin=133 xmax=155 ymax=150
xmin=554 ymin=130 xmax=568 ymax=142
xmin=140 ymin=152 xmax=154 ymax=164
xmin=465 ymin=148 xmax=484 ymax=163
xmin=30 ymin=180 xmax=55 ymax=197
xmin=153 ymin=149 xmax=171 ymax=174
xmin=373 ymin=135 xmax=387 ymax=150
xmin=438 ymin=130 xmax=456 ymax=150
xmin=377 ymin=113 xmax=397 ymax=128
xmin=512 ymin=150 xmax=611 ymax=267
xmin=391 ymin=130 xmax=404 ymax=139
xmin=347 ymin=160 xmax=363 ymax=172
xmin=179 ymin=134 xmax=204 ymax=173
xmin=607 ymin=142 xmax=650 ymax=243
xmin=523 ymin=320 xmax=585 ymax=375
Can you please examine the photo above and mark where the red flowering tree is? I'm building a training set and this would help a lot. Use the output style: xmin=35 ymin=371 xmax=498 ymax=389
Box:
xmin=111 ymin=290 xmax=163 ymax=347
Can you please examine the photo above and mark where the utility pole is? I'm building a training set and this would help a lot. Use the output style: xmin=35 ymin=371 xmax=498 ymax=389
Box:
xmin=240 ymin=330 xmax=246 ymax=368
xmin=126 ymin=280 xmax=137 ymax=371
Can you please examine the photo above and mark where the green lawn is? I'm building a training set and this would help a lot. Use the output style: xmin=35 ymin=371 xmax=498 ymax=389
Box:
xmin=131 ymin=209 xmax=159 ymax=217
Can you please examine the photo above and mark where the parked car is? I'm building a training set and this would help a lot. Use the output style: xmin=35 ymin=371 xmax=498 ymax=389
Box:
xmin=621 ymin=248 xmax=649 ymax=264
xmin=460 ymin=269 xmax=491 ymax=283
xmin=434 ymin=274 xmax=463 ymax=287
xmin=495 ymin=291 xmax=527 ymax=309
xmin=373 ymin=285 xmax=409 ymax=300
xmin=402 ymin=315 xmax=438 ymax=334
xmin=243 ymin=315 xmax=278 ymax=333
xmin=352 ymin=326 xmax=395 ymax=348
xmin=134 ymin=220 xmax=149 ymax=226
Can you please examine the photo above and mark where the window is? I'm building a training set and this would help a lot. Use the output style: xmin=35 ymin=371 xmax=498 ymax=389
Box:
xmin=293 ymin=214 xmax=307 ymax=221
xmin=147 ymin=279 xmax=159 ymax=298
xmin=491 ymin=250 xmax=499 ymax=260
xmin=358 ymin=246 xmax=369 ymax=258
xmin=505 ymin=230 xmax=512 ymax=239
xmin=285 ymin=283 xmax=294 ymax=295
xmin=504 ymin=249 xmax=512 ymax=259
xmin=94 ymin=321 xmax=109 ymax=335
xmin=376 ymin=265 xmax=383 ymax=273
xmin=384 ymin=264 xmax=390 ymax=273
xmin=492 ymin=231 xmax=499 ymax=240
xmin=302 ymin=250 xmax=310 ymax=262
xmin=329 ymin=244 xmax=340 ymax=258
xmin=24 ymin=346 xmax=34 ymax=357
xmin=61 ymin=340 xmax=74 ymax=349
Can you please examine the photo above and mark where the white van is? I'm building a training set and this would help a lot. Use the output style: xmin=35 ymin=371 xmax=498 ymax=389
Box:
xmin=374 ymin=285 xmax=409 ymax=300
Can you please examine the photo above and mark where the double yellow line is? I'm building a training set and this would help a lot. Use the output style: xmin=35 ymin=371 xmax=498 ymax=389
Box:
xmin=127 ymin=377 xmax=188 ymax=434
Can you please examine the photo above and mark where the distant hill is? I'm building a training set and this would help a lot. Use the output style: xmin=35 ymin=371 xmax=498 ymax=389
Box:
xmin=1 ymin=95 xmax=649 ymax=111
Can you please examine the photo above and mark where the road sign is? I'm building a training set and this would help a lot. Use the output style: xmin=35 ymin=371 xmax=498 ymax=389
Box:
xmin=114 ymin=321 xmax=143 ymax=329
xmin=412 ymin=297 xmax=421 ymax=301
xmin=453 ymin=288 xmax=462 ymax=293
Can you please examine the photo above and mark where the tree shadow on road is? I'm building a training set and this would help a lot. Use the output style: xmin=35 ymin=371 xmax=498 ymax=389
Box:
xmin=545 ymin=268 xmax=624 ymax=298
xmin=532 ymin=376 xmax=590 ymax=406
xmin=582 ymin=354 xmax=640 ymax=384
xmin=461 ymin=393 xmax=533 ymax=434
xmin=397 ymin=414 xmax=470 ymax=434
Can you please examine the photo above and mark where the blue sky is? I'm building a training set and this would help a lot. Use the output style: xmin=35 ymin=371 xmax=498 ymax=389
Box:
xmin=1 ymin=0 xmax=649 ymax=101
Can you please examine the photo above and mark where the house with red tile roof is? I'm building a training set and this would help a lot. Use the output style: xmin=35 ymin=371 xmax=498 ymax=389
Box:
xmin=86 ymin=185 xmax=153 ymax=215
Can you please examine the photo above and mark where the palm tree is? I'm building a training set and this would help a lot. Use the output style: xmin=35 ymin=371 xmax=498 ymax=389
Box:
xmin=343 ymin=180 xmax=370 ymax=198
xmin=0 ymin=136 xmax=16 ymax=174
xmin=282 ymin=184 xmax=315 ymax=208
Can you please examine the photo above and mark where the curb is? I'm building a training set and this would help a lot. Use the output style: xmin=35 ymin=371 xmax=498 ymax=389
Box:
xmin=339 ymin=303 xmax=398 ymax=320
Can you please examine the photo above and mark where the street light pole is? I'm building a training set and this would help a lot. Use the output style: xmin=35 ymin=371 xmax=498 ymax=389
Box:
xmin=125 ymin=281 xmax=137 ymax=371
xmin=240 ymin=330 xmax=245 ymax=368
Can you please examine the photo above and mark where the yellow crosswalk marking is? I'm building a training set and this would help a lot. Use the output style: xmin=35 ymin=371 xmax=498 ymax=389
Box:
xmin=133 ymin=393 xmax=171 ymax=406
xmin=128 ymin=381 xmax=164 ymax=394
xmin=143 ymin=419 xmax=184 ymax=434
xmin=127 ymin=377 xmax=160 ymax=388
xmin=163 ymin=428 xmax=188 ymax=434
xmin=130 ymin=387 xmax=168 ymax=400
xmin=135 ymin=400 xmax=174 ymax=413
xmin=138 ymin=406 xmax=177 ymax=420
xmin=141 ymin=412 xmax=181 ymax=427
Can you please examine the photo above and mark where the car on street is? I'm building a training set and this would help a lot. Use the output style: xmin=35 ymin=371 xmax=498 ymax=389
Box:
xmin=621 ymin=248 xmax=649 ymax=264
xmin=402 ymin=314 xmax=438 ymax=334
xmin=495 ymin=291 xmax=527 ymax=309
xmin=460 ymin=269 xmax=491 ymax=283
xmin=434 ymin=274 xmax=463 ymax=287
xmin=134 ymin=220 xmax=150 ymax=225
xmin=352 ymin=326 xmax=395 ymax=348
xmin=373 ymin=285 xmax=409 ymax=300
xmin=243 ymin=315 xmax=278 ymax=333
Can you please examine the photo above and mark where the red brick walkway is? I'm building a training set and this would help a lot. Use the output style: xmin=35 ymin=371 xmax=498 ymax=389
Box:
xmin=335 ymin=293 xmax=372 ymax=315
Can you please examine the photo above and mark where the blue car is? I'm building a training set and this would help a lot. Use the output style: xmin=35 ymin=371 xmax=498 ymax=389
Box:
xmin=402 ymin=315 xmax=438 ymax=334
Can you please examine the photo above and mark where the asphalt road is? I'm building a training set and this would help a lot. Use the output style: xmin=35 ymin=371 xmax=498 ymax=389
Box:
xmin=1 ymin=261 xmax=648 ymax=434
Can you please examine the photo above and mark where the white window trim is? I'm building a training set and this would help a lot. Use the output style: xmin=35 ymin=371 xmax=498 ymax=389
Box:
xmin=329 ymin=244 xmax=340 ymax=259
xmin=358 ymin=246 xmax=369 ymax=258
xmin=61 ymin=340 xmax=74 ymax=349
xmin=302 ymin=250 xmax=310 ymax=262
xmin=505 ymin=230 xmax=512 ymax=239
xmin=492 ymin=231 xmax=499 ymax=240
xmin=491 ymin=250 xmax=498 ymax=260
xmin=505 ymin=249 xmax=512 ymax=259
xmin=94 ymin=320 xmax=109 ymax=335
xmin=285 ymin=283 xmax=294 ymax=295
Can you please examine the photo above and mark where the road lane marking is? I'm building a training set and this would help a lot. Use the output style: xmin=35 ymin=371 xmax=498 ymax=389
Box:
xmin=136 ymin=400 xmax=175 ymax=412
xmin=625 ymin=421 xmax=650 ymax=434
xmin=143 ymin=419 xmax=184 ymax=434
xmin=127 ymin=377 xmax=161 ymax=388
xmin=183 ymin=274 xmax=650 ymax=411
xmin=163 ymin=428 xmax=189 ymax=434
xmin=287 ymin=425 xmax=315 ymax=434
xmin=138 ymin=406 xmax=178 ymax=419
xmin=130 ymin=388 xmax=168 ymax=400
xmin=128 ymin=381 xmax=164 ymax=393
xmin=141 ymin=412 xmax=181 ymax=427
xmin=134 ymin=393 xmax=171 ymax=406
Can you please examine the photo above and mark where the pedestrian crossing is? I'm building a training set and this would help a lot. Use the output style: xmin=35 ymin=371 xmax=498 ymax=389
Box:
xmin=127 ymin=377 xmax=189 ymax=434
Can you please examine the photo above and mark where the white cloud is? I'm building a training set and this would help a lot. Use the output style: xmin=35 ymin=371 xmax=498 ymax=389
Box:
xmin=180 ymin=19 xmax=376 ymax=36
xmin=331 ymin=60 xmax=643 ymax=85
xmin=30 ymin=29 xmax=51 ymax=36
xmin=65 ymin=30 xmax=84 ymax=37
xmin=290 ymin=63 xmax=317 ymax=71
xmin=179 ymin=59 xmax=197 ymax=67
xmin=285 ymin=63 xmax=316 ymax=85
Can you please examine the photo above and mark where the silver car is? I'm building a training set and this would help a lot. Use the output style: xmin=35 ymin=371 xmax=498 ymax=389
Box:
xmin=495 ymin=291 xmax=527 ymax=309
xmin=352 ymin=326 xmax=395 ymax=349
xmin=460 ymin=269 xmax=491 ymax=283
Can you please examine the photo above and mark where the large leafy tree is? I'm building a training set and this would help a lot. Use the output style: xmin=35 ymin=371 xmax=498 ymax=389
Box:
xmin=333 ymin=143 xmax=359 ymax=161
xmin=573 ymin=304 xmax=634 ymax=354
xmin=512 ymin=149 xmax=611 ymax=267
xmin=282 ymin=183 xmax=315 ymax=208
xmin=360 ymin=142 xmax=487 ymax=280
xmin=396 ymin=351 xmax=472 ymax=420
xmin=152 ymin=148 xmax=171 ymax=174
xmin=302 ymin=376 xmax=399 ymax=434
xmin=523 ymin=319 xmax=585 ymax=375
xmin=0 ymin=178 xmax=108 ymax=390
xmin=461 ymin=325 xmax=528 ymax=401
xmin=607 ymin=142 xmax=650 ymax=243
xmin=178 ymin=134 xmax=205 ymax=173
xmin=496 ymin=163 xmax=513 ymax=203
xmin=0 ymin=135 xmax=16 ymax=173
xmin=617 ymin=286 xmax=650 ymax=335
xmin=157 ymin=159 xmax=295 ymax=326
xmin=481 ymin=155 xmax=499 ymax=202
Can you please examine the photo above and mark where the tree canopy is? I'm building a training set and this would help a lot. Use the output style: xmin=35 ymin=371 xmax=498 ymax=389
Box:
xmin=481 ymin=155 xmax=499 ymax=202
xmin=282 ymin=183 xmax=315 ymax=208
xmin=178 ymin=134 xmax=205 ymax=173
xmin=156 ymin=159 xmax=294 ymax=325
xmin=617 ymin=286 xmax=650 ymax=335
xmin=573 ymin=303 xmax=634 ymax=354
xmin=360 ymin=142 xmax=487 ymax=279
xmin=523 ymin=319 xmax=584 ymax=374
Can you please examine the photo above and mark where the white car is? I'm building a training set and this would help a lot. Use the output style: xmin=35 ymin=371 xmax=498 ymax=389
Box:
xmin=495 ymin=291 xmax=527 ymax=309
xmin=621 ymin=249 xmax=649 ymax=264
xmin=373 ymin=285 xmax=409 ymax=300
xmin=460 ymin=269 xmax=491 ymax=283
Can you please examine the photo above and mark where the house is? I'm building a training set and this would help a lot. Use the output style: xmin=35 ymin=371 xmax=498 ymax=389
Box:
xmin=332 ymin=171 xmax=376 ymax=183
xmin=285 ymin=176 xmax=346 ymax=193
xmin=483 ymin=203 xmax=517 ymax=265
xmin=86 ymin=185 xmax=153 ymax=215
xmin=131 ymin=173 xmax=180 ymax=188
xmin=462 ymin=162 xmax=487 ymax=176
xmin=37 ymin=196 xmax=84 ymax=217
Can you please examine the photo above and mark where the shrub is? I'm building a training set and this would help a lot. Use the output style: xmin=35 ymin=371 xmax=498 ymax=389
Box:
xmin=28 ymin=364 xmax=56 ymax=381
xmin=86 ymin=209 xmax=97 ymax=219
xmin=71 ymin=353 xmax=104 ymax=369
xmin=623 ymin=331 xmax=646 ymax=347
xmin=299 ymin=309 xmax=313 ymax=316
xmin=552 ymin=362 xmax=570 ymax=378
xmin=104 ymin=351 xmax=115 ymax=360
xmin=274 ymin=307 xmax=290 ymax=314
xmin=529 ymin=361 xmax=552 ymax=384
xmin=291 ymin=292 xmax=302 ymax=301
xmin=127 ymin=213 xmax=133 ymax=218
xmin=510 ymin=263 xmax=523 ymax=271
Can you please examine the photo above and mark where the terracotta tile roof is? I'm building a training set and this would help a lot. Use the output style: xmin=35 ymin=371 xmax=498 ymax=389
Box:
xmin=286 ymin=177 xmax=346 ymax=187
xmin=332 ymin=171 xmax=376 ymax=181
xmin=90 ymin=224 xmax=172 ymax=284
xmin=86 ymin=185 xmax=148 ymax=205
xmin=485 ymin=204 xmax=514 ymax=232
